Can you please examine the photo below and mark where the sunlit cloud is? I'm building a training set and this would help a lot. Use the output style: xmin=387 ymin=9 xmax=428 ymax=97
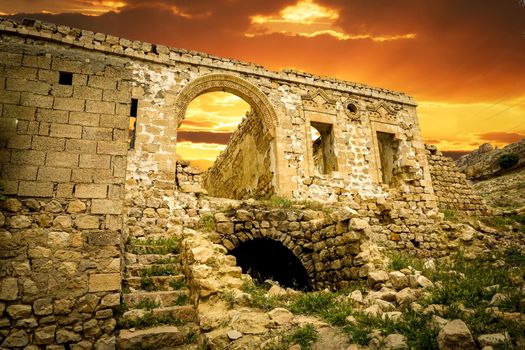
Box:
xmin=419 ymin=96 xmax=525 ymax=151
xmin=246 ymin=0 xmax=416 ymax=42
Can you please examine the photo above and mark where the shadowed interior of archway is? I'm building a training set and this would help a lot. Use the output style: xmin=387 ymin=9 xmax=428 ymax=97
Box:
xmin=230 ymin=238 xmax=311 ymax=291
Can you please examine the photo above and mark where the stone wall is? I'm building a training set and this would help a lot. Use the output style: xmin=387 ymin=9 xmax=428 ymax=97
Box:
xmin=203 ymin=110 xmax=274 ymax=200
xmin=0 ymin=26 xmax=130 ymax=348
xmin=210 ymin=204 xmax=374 ymax=290
xmin=426 ymin=145 xmax=489 ymax=215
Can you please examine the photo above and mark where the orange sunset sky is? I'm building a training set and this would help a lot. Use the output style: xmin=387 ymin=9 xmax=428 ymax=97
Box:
xmin=2 ymin=0 xmax=524 ymax=163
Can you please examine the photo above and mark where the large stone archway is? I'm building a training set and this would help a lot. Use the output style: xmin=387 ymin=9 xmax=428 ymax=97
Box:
xmin=173 ymin=73 xmax=279 ymax=137
xmin=172 ymin=73 xmax=289 ymax=196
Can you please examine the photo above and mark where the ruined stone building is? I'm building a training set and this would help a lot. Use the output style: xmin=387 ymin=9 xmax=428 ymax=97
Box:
xmin=0 ymin=18 xmax=488 ymax=348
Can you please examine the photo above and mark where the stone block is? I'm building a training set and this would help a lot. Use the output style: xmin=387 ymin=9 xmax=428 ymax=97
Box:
xmin=18 ymin=181 xmax=54 ymax=197
xmin=88 ymin=274 xmax=120 ymax=292
xmin=46 ymin=152 xmax=79 ymax=167
xmin=33 ymin=298 xmax=53 ymax=316
xmin=2 ymin=165 xmax=38 ymax=180
xmin=69 ymin=111 xmax=100 ymax=126
xmin=75 ymin=184 xmax=108 ymax=198
xmin=88 ymin=75 xmax=117 ymax=90
xmin=31 ymin=136 xmax=65 ymax=151
xmin=11 ymin=150 xmax=46 ymax=165
xmin=22 ymin=55 xmax=52 ymax=69
xmin=36 ymin=109 xmax=68 ymax=123
xmin=65 ymin=139 xmax=97 ymax=153
xmin=79 ymin=154 xmax=111 ymax=169
xmin=85 ymin=100 xmax=115 ymax=114
xmin=91 ymin=199 xmax=122 ymax=214
xmin=97 ymin=141 xmax=128 ymax=155
xmin=99 ymin=114 xmax=128 ymax=129
xmin=73 ymin=85 xmax=103 ymax=100
xmin=52 ymin=58 xmax=83 ymax=73
xmin=0 ymin=90 xmax=20 ymax=104
xmin=82 ymin=126 xmax=113 ymax=141
xmin=3 ymin=104 xmax=36 ymax=120
xmin=87 ymin=231 xmax=120 ymax=246
xmin=49 ymin=123 xmax=82 ymax=138
xmin=20 ymin=92 xmax=53 ymax=108
xmin=53 ymin=97 xmax=85 ymax=112
xmin=38 ymin=166 xmax=71 ymax=182
xmin=0 ymin=277 xmax=18 ymax=300
xmin=7 ymin=135 xmax=31 ymax=149
xmin=75 ymin=215 xmax=100 ymax=229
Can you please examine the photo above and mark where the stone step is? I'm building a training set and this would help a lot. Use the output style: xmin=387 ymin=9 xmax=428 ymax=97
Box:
xmin=124 ymin=274 xmax=186 ymax=291
xmin=125 ymin=263 xmax=181 ymax=277
xmin=118 ymin=323 xmax=199 ymax=350
xmin=123 ymin=290 xmax=189 ymax=308
xmin=127 ymin=244 xmax=180 ymax=255
xmin=125 ymin=252 xmax=180 ymax=265
xmin=122 ymin=305 xmax=197 ymax=324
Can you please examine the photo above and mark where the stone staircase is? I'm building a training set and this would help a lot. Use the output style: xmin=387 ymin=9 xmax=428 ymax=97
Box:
xmin=117 ymin=235 xmax=201 ymax=349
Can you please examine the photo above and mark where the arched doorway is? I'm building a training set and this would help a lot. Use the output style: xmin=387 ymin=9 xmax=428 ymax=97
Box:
xmin=172 ymin=73 xmax=286 ymax=199
xmin=230 ymin=238 xmax=312 ymax=291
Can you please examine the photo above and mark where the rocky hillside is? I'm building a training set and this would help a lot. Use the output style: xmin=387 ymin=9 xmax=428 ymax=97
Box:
xmin=455 ymin=139 xmax=525 ymax=180
xmin=472 ymin=167 xmax=525 ymax=211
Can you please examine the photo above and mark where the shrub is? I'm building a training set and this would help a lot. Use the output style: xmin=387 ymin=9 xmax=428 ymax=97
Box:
xmin=497 ymin=154 xmax=519 ymax=169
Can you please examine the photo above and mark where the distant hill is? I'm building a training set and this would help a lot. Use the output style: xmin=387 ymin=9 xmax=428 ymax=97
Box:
xmin=455 ymin=139 xmax=525 ymax=180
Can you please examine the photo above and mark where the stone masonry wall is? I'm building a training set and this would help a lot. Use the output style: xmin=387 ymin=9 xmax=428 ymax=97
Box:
xmin=203 ymin=110 xmax=274 ymax=200
xmin=426 ymin=145 xmax=489 ymax=216
xmin=0 ymin=27 xmax=130 ymax=348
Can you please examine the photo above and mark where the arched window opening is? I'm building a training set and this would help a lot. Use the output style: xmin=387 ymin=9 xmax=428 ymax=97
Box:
xmin=230 ymin=239 xmax=311 ymax=291
xmin=177 ymin=91 xmax=248 ymax=171
xmin=177 ymin=91 xmax=276 ymax=200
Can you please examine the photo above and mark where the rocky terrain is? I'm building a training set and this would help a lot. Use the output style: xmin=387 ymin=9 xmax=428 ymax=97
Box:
xmin=472 ymin=167 xmax=525 ymax=211
xmin=456 ymin=139 xmax=525 ymax=180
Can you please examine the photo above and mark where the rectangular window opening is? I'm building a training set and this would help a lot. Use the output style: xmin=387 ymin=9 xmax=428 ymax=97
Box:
xmin=310 ymin=121 xmax=338 ymax=175
xmin=376 ymin=131 xmax=398 ymax=184
xmin=128 ymin=98 xmax=138 ymax=149
xmin=58 ymin=71 xmax=73 ymax=85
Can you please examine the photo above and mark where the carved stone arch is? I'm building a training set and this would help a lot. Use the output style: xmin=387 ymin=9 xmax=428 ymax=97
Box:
xmin=173 ymin=73 xmax=278 ymax=137
xmin=221 ymin=231 xmax=315 ymax=278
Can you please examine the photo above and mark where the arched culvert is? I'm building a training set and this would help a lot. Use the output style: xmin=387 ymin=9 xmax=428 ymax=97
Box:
xmin=230 ymin=238 xmax=312 ymax=291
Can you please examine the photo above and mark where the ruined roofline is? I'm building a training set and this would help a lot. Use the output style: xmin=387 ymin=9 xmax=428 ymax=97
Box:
xmin=0 ymin=17 xmax=417 ymax=107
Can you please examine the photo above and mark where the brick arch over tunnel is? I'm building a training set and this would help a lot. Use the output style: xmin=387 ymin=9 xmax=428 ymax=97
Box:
xmin=221 ymin=231 xmax=316 ymax=290
xmin=173 ymin=73 xmax=279 ymax=138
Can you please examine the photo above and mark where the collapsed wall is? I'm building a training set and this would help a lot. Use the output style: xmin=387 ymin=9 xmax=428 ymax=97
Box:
xmin=203 ymin=110 xmax=274 ymax=200
xmin=426 ymin=145 xmax=489 ymax=215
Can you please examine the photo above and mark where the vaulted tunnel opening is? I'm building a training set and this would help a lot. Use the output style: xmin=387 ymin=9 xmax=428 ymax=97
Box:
xmin=230 ymin=239 xmax=312 ymax=291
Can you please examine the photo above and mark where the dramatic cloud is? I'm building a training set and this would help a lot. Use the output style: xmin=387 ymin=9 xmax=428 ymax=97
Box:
xmin=177 ymin=131 xmax=233 ymax=145
xmin=2 ymin=0 xmax=524 ymax=159
xmin=478 ymin=132 xmax=525 ymax=144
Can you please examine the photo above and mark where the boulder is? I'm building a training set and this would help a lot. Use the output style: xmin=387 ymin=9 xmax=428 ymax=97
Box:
xmin=437 ymin=319 xmax=476 ymax=350
xmin=384 ymin=333 xmax=408 ymax=349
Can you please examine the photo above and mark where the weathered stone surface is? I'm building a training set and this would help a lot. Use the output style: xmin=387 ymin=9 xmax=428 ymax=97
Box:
xmin=88 ymin=274 xmax=120 ymax=292
xmin=3 ymin=198 xmax=23 ymax=212
xmin=368 ymin=270 xmax=389 ymax=287
xmin=56 ymin=329 xmax=82 ymax=343
xmin=67 ymin=199 xmax=87 ymax=213
xmin=384 ymin=333 xmax=408 ymax=349
xmin=0 ymin=278 xmax=18 ymax=300
xmin=33 ymin=298 xmax=53 ymax=316
xmin=227 ymin=329 xmax=243 ymax=340
xmin=34 ymin=325 xmax=57 ymax=344
xmin=2 ymin=329 xmax=29 ymax=347
xmin=268 ymin=308 xmax=293 ymax=325
xmin=7 ymin=215 xmax=32 ymax=229
xmin=6 ymin=304 xmax=32 ymax=319
xmin=437 ymin=319 xmax=477 ymax=350
xmin=477 ymin=333 xmax=510 ymax=348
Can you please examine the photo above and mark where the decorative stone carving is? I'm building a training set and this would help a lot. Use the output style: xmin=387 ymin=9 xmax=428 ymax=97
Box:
xmin=173 ymin=73 xmax=278 ymax=137
xmin=301 ymin=89 xmax=337 ymax=115
xmin=367 ymin=100 xmax=401 ymax=123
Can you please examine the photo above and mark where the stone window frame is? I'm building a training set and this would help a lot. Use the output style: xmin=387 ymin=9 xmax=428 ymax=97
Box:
xmin=369 ymin=121 xmax=401 ymax=185
xmin=304 ymin=112 xmax=342 ymax=179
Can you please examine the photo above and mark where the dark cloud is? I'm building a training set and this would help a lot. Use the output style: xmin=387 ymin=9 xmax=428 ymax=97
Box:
xmin=177 ymin=131 xmax=233 ymax=144
xmin=4 ymin=0 xmax=525 ymax=102
xmin=478 ymin=132 xmax=525 ymax=144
